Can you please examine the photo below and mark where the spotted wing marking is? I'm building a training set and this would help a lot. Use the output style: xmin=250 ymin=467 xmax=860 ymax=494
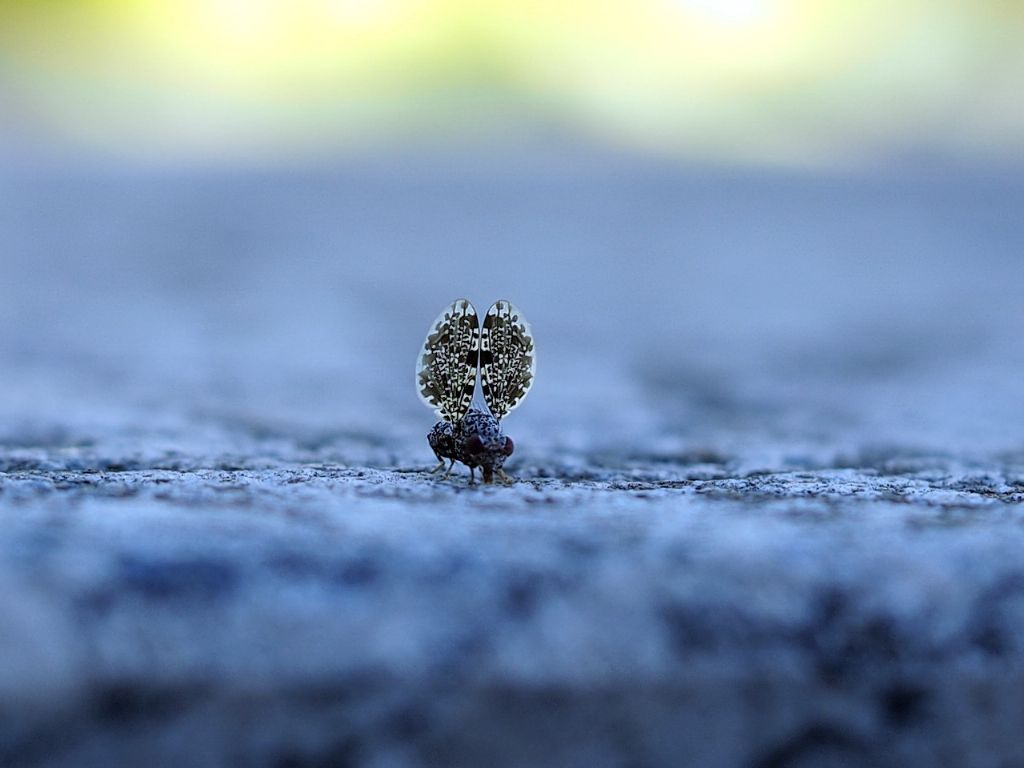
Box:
xmin=480 ymin=300 xmax=535 ymax=420
xmin=417 ymin=299 xmax=480 ymax=423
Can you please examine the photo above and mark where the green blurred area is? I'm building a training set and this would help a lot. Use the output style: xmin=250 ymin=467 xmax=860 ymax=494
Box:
xmin=0 ymin=0 xmax=1022 ymax=166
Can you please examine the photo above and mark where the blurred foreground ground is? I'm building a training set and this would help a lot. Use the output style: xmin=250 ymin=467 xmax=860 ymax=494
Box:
xmin=0 ymin=152 xmax=1023 ymax=767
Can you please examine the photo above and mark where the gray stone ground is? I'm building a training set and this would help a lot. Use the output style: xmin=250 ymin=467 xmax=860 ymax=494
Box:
xmin=1 ymin=153 xmax=1023 ymax=767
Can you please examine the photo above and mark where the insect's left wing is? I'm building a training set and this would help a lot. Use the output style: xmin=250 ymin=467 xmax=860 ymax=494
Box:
xmin=480 ymin=300 xmax=536 ymax=420
xmin=416 ymin=298 xmax=480 ymax=423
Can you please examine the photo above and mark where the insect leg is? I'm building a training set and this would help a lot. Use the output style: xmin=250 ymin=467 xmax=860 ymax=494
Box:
xmin=496 ymin=468 xmax=514 ymax=484
xmin=468 ymin=466 xmax=476 ymax=485
xmin=429 ymin=458 xmax=446 ymax=474
xmin=441 ymin=459 xmax=456 ymax=479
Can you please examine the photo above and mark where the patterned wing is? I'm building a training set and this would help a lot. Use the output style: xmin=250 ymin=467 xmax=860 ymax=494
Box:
xmin=416 ymin=299 xmax=480 ymax=423
xmin=480 ymin=300 xmax=536 ymax=420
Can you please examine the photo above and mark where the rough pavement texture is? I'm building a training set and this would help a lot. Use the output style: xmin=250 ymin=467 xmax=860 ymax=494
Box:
xmin=1 ymin=154 xmax=1023 ymax=767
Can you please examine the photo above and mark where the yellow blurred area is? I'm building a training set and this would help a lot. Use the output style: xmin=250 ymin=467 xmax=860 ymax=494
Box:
xmin=0 ymin=0 xmax=1022 ymax=164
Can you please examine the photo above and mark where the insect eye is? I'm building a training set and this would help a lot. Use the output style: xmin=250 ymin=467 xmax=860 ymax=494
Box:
xmin=503 ymin=437 xmax=514 ymax=456
xmin=467 ymin=435 xmax=484 ymax=454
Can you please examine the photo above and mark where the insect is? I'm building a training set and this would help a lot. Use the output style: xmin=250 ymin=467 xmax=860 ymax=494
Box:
xmin=416 ymin=298 xmax=536 ymax=484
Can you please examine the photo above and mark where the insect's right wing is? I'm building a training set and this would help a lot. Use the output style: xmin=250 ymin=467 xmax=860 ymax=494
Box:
xmin=416 ymin=298 xmax=480 ymax=423
xmin=480 ymin=300 xmax=535 ymax=420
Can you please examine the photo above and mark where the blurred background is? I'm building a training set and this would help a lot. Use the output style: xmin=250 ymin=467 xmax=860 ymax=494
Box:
xmin=0 ymin=0 xmax=1022 ymax=468
xmin=2 ymin=0 xmax=1023 ymax=165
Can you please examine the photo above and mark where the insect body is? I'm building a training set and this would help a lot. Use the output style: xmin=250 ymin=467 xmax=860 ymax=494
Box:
xmin=417 ymin=299 xmax=535 ymax=484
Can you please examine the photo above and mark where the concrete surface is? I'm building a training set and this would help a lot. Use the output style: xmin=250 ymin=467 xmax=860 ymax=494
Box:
xmin=0 ymin=153 xmax=1023 ymax=767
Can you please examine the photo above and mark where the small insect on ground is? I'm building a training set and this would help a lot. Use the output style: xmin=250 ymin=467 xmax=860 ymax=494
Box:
xmin=416 ymin=298 xmax=535 ymax=484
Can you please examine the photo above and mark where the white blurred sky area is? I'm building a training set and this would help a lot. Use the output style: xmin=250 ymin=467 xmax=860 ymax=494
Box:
xmin=0 ymin=0 xmax=1022 ymax=168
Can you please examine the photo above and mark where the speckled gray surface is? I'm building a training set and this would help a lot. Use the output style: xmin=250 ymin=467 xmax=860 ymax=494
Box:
xmin=1 ymin=155 xmax=1023 ymax=767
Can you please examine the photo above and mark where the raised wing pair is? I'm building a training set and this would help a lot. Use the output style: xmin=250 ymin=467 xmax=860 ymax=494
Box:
xmin=417 ymin=299 xmax=535 ymax=484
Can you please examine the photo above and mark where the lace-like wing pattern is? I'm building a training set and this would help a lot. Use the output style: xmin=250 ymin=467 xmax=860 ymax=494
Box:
xmin=416 ymin=299 xmax=480 ymax=423
xmin=480 ymin=300 xmax=535 ymax=420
